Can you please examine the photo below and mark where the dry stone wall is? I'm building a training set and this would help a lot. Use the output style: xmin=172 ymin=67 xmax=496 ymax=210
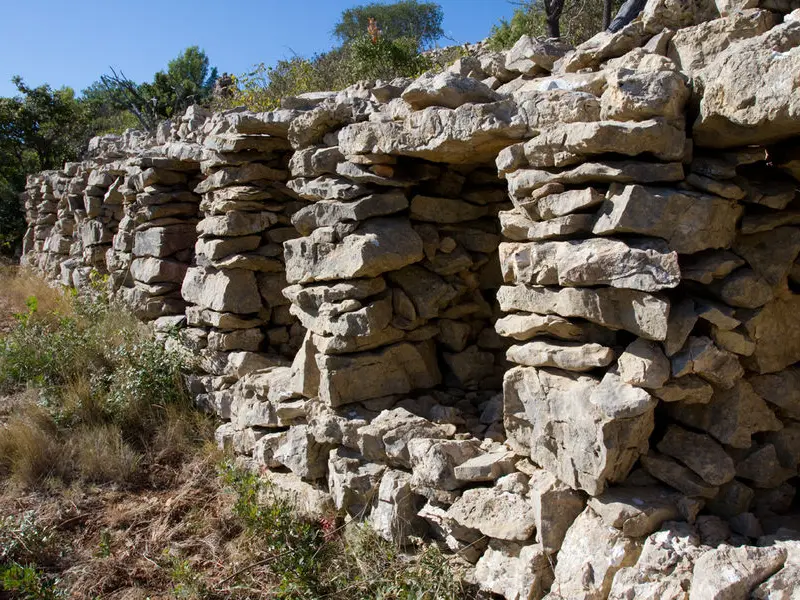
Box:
xmin=19 ymin=1 xmax=800 ymax=598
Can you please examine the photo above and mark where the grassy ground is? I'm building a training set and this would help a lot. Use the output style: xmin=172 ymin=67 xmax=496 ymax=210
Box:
xmin=0 ymin=266 xmax=474 ymax=600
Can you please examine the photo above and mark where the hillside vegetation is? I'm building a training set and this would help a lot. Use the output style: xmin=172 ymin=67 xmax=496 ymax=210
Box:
xmin=0 ymin=267 xmax=471 ymax=599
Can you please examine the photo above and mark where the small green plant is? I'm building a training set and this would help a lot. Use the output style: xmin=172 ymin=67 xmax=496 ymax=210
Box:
xmin=96 ymin=529 xmax=112 ymax=558
xmin=0 ymin=563 xmax=65 ymax=600
xmin=0 ymin=512 xmax=64 ymax=599
xmin=220 ymin=462 xmax=329 ymax=598
xmin=163 ymin=550 xmax=209 ymax=599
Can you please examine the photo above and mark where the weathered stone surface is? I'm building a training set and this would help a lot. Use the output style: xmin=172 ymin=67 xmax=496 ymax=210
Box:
xmin=132 ymin=224 xmax=197 ymax=258
xmin=668 ymin=9 xmax=778 ymax=76
xmin=710 ymin=268 xmax=774 ymax=309
xmin=290 ymin=295 xmax=392 ymax=337
xmin=447 ymin=487 xmax=536 ymax=541
xmin=408 ymin=438 xmax=481 ymax=491
xmin=527 ymin=469 xmax=585 ymax=554
xmin=593 ymin=184 xmax=742 ymax=254
xmin=369 ymin=469 xmax=426 ymax=544
xmin=693 ymin=16 xmax=800 ymax=147
xmin=694 ymin=299 xmax=740 ymax=331
xmin=181 ymin=267 xmax=261 ymax=314
xmin=129 ymin=257 xmax=187 ymax=284
xmin=507 ymin=340 xmax=615 ymax=371
xmin=195 ymin=163 xmax=286 ymax=193
xmin=504 ymin=366 xmax=655 ymax=495
xmin=748 ymin=367 xmax=800 ymax=420
xmin=527 ymin=187 xmax=604 ymax=220
xmin=196 ymin=235 xmax=261 ymax=260
xmin=640 ymin=452 xmax=720 ymax=499
xmin=711 ymin=326 xmax=756 ymax=356
xmin=550 ymin=507 xmax=641 ymax=600
xmin=317 ymin=341 xmax=441 ymax=406
xmin=507 ymin=161 xmax=684 ymax=197
xmin=327 ymin=448 xmax=385 ymax=517
xmin=453 ymin=450 xmax=516 ymax=483
xmin=358 ymin=407 xmax=454 ymax=468
xmin=657 ymin=425 xmax=736 ymax=485
xmin=417 ymin=501 xmax=486 ymax=562
xmin=494 ymin=312 xmax=584 ymax=341
xmin=287 ymin=175 xmax=369 ymax=201
xmin=670 ymin=379 xmax=783 ymax=449
xmin=498 ymin=284 xmax=670 ymax=341
xmin=291 ymin=192 xmax=408 ymax=236
xmin=506 ymin=35 xmax=572 ymax=73
xmin=589 ymin=486 xmax=688 ymax=538
xmin=736 ymin=444 xmax=795 ymax=488
xmin=207 ymin=328 xmax=264 ymax=352
xmin=470 ymin=541 xmax=554 ymax=600
xmin=742 ymin=295 xmax=800 ymax=374
xmin=664 ymin=298 xmax=698 ymax=357
xmin=671 ymin=336 xmax=744 ymax=388
xmin=734 ymin=227 xmax=800 ymax=288
xmin=500 ymin=210 xmax=596 ymax=241
xmin=690 ymin=545 xmax=787 ymax=600
xmin=196 ymin=211 xmax=276 ymax=237
xmin=273 ymin=425 xmax=330 ymax=480
xmin=499 ymin=238 xmax=680 ymax=292
xmin=680 ymin=250 xmax=746 ymax=284
xmin=601 ymin=68 xmax=690 ymax=123
xmin=522 ymin=119 xmax=686 ymax=168
xmin=284 ymin=218 xmax=423 ymax=284
xmin=339 ymin=100 xmax=527 ymax=164
xmin=401 ymin=71 xmax=500 ymax=109
xmin=617 ymin=339 xmax=671 ymax=389
xmin=753 ymin=563 xmax=800 ymax=600
xmin=608 ymin=522 xmax=704 ymax=600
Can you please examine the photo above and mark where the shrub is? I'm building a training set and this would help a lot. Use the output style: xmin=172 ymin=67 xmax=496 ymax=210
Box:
xmin=0 ymin=512 xmax=64 ymax=599
xmin=219 ymin=463 xmax=467 ymax=599
xmin=346 ymin=35 xmax=432 ymax=82
xmin=0 ymin=269 xmax=204 ymax=488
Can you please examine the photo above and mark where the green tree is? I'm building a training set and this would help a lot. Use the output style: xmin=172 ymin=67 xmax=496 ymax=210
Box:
xmin=333 ymin=0 xmax=445 ymax=49
xmin=94 ymin=46 xmax=218 ymax=132
xmin=488 ymin=0 xmax=625 ymax=48
xmin=0 ymin=78 xmax=91 ymax=254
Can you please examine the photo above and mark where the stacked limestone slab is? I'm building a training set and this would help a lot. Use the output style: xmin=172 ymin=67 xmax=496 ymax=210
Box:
xmin=18 ymin=1 xmax=800 ymax=598
xmin=180 ymin=108 xmax=306 ymax=359
xmin=109 ymin=144 xmax=202 ymax=321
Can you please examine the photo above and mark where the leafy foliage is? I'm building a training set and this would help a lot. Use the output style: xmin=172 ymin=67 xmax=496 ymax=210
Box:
xmin=219 ymin=462 xmax=467 ymax=599
xmin=89 ymin=46 xmax=218 ymax=132
xmin=217 ymin=2 xmax=441 ymax=112
xmin=0 ymin=512 xmax=64 ymax=599
xmin=487 ymin=0 xmax=626 ymax=48
xmin=334 ymin=0 xmax=445 ymax=49
xmin=0 ymin=78 xmax=91 ymax=255
xmin=0 ymin=269 xmax=202 ymax=487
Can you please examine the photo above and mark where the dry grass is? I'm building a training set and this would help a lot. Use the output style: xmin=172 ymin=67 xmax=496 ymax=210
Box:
xmin=0 ymin=265 xmax=74 ymax=330
xmin=0 ymin=269 xmax=474 ymax=599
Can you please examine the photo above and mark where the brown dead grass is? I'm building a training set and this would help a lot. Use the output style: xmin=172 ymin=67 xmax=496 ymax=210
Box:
xmin=0 ymin=265 xmax=74 ymax=332
xmin=0 ymin=447 xmax=254 ymax=599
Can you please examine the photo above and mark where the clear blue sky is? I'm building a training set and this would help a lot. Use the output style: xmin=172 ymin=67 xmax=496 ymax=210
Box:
xmin=0 ymin=0 xmax=517 ymax=97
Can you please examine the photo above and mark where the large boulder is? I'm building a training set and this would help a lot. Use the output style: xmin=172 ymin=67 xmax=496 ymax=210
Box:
xmin=504 ymin=366 xmax=655 ymax=495
xmin=693 ymin=16 xmax=800 ymax=147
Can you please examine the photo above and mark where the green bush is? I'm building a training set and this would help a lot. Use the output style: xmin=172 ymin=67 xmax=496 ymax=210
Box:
xmin=345 ymin=35 xmax=432 ymax=83
xmin=487 ymin=0 xmax=625 ymax=49
xmin=0 ymin=512 xmax=64 ymax=599
xmin=0 ymin=275 xmax=202 ymax=487
xmin=219 ymin=462 xmax=467 ymax=599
